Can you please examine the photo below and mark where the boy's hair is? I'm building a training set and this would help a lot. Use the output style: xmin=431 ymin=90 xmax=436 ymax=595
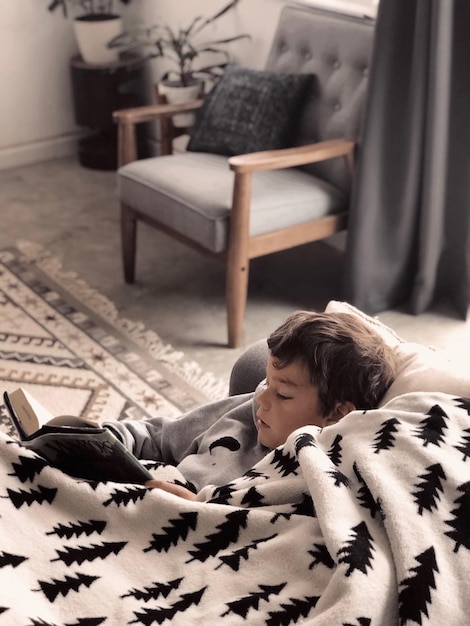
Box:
xmin=267 ymin=311 xmax=398 ymax=415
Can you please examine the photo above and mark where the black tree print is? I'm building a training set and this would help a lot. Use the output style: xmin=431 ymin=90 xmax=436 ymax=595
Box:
xmin=131 ymin=586 xmax=206 ymax=624
xmin=309 ymin=543 xmax=335 ymax=570
xmin=243 ymin=468 xmax=270 ymax=481
xmin=266 ymin=595 xmax=319 ymax=625
xmin=122 ymin=577 xmax=183 ymax=601
xmin=455 ymin=397 xmax=470 ymax=415
xmin=10 ymin=453 xmax=48 ymax=482
xmin=144 ymin=512 xmax=198 ymax=553
xmin=102 ymin=485 xmax=147 ymax=507
xmin=36 ymin=572 xmax=99 ymax=602
xmin=445 ymin=481 xmax=470 ymax=552
xmin=215 ymin=534 xmax=276 ymax=571
xmin=337 ymin=521 xmax=375 ymax=577
xmin=241 ymin=486 xmax=265 ymax=507
xmin=46 ymin=519 xmax=106 ymax=539
xmin=291 ymin=492 xmax=316 ymax=517
xmin=373 ymin=418 xmax=400 ymax=453
xmin=0 ymin=551 xmax=27 ymax=568
xmin=327 ymin=468 xmax=351 ymax=488
xmin=414 ymin=405 xmax=448 ymax=447
xmin=353 ymin=462 xmax=381 ymax=519
xmin=327 ymin=434 xmax=343 ymax=466
xmin=412 ymin=463 xmax=446 ymax=515
xmin=208 ymin=483 xmax=238 ymax=505
xmin=51 ymin=541 xmax=127 ymax=566
xmin=295 ymin=432 xmax=316 ymax=454
xmin=187 ymin=509 xmax=249 ymax=563
xmin=398 ymin=547 xmax=438 ymax=625
xmin=454 ymin=428 xmax=470 ymax=461
xmin=271 ymin=448 xmax=299 ymax=476
xmin=221 ymin=583 xmax=286 ymax=618
xmin=6 ymin=484 xmax=57 ymax=509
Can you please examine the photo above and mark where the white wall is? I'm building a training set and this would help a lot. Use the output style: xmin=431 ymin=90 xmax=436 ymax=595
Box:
xmin=0 ymin=0 xmax=141 ymax=169
xmin=0 ymin=0 xmax=377 ymax=170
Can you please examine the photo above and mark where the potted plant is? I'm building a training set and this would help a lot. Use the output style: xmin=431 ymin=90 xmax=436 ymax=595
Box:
xmin=48 ymin=0 xmax=134 ymax=65
xmin=109 ymin=0 xmax=249 ymax=126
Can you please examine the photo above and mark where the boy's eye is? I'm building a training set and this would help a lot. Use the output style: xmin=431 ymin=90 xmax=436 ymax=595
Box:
xmin=276 ymin=392 xmax=291 ymax=401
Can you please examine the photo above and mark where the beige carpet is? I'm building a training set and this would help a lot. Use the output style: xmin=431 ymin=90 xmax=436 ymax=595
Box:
xmin=0 ymin=241 xmax=226 ymax=436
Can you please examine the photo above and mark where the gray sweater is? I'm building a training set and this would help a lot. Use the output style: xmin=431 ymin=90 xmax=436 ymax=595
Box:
xmin=104 ymin=393 xmax=268 ymax=492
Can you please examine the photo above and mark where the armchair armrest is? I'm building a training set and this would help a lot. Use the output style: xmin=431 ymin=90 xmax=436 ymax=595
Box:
xmin=113 ymin=99 xmax=204 ymax=167
xmin=228 ymin=138 xmax=355 ymax=174
xmin=113 ymin=100 xmax=204 ymax=125
xmin=226 ymin=138 xmax=355 ymax=297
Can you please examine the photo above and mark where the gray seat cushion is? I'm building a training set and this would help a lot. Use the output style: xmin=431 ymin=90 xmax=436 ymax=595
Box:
xmin=118 ymin=152 xmax=346 ymax=253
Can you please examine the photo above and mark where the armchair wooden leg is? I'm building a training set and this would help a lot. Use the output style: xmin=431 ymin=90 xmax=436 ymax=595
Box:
xmin=226 ymin=170 xmax=252 ymax=348
xmin=226 ymin=258 xmax=250 ymax=349
xmin=121 ymin=203 xmax=137 ymax=284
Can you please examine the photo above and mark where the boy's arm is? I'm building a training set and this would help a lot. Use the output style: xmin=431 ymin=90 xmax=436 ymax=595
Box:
xmin=145 ymin=479 xmax=197 ymax=501
xmin=103 ymin=394 xmax=253 ymax=465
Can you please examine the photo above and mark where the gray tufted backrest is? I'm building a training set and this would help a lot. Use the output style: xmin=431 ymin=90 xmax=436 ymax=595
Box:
xmin=265 ymin=5 xmax=375 ymax=191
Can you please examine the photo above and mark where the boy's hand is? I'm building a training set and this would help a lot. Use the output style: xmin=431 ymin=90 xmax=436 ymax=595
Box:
xmin=145 ymin=479 xmax=197 ymax=501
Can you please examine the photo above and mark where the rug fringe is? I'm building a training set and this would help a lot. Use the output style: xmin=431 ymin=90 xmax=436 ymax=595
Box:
xmin=16 ymin=240 xmax=228 ymax=401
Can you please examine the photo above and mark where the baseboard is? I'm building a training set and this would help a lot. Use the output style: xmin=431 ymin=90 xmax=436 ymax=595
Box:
xmin=0 ymin=132 xmax=88 ymax=171
xmin=0 ymin=131 xmax=190 ymax=171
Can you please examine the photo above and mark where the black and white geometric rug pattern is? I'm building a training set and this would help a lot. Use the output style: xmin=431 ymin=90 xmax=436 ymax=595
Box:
xmin=1 ymin=391 xmax=469 ymax=625
xmin=0 ymin=242 xmax=226 ymax=437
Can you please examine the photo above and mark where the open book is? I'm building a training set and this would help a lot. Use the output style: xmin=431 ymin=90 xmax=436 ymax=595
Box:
xmin=3 ymin=388 xmax=153 ymax=484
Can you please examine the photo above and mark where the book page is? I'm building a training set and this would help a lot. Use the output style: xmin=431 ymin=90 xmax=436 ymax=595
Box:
xmin=8 ymin=388 xmax=54 ymax=435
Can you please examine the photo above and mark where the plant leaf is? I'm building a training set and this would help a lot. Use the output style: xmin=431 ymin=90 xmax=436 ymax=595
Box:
xmin=202 ymin=34 xmax=251 ymax=46
xmin=194 ymin=0 xmax=241 ymax=34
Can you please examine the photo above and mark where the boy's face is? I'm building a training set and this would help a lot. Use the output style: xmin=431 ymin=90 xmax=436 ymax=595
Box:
xmin=255 ymin=355 xmax=336 ymax=449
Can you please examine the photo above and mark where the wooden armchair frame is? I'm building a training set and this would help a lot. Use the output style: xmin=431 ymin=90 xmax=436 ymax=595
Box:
xmin=113 ymin=102 xmax=354 ymax=348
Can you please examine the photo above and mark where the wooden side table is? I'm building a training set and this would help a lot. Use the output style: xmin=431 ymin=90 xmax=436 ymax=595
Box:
xmin=70 ymin=53 xmax=148 ymax=170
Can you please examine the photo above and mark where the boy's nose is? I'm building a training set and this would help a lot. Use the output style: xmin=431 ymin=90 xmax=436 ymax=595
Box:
xmin=254 ymin=379 xmax=267 ymax=397
xmin=255 ymin=387 xmax=269 ymax=409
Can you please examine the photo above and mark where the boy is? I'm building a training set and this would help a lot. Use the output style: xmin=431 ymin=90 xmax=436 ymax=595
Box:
xmin=104 ymin=311 xmax=398 ymax=498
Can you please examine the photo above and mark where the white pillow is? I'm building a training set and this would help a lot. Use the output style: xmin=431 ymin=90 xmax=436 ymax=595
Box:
xmin=380 ymin=342 xmax=470 ymax=405
xmin=324 ymin=300 xmax=470 ymax=404
xmin=325 ymin=300 xmax=404 ymax=348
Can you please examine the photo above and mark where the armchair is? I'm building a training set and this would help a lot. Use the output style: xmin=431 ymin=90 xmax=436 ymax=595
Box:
xmin=113 ymin=5 xmax=374 ymax=348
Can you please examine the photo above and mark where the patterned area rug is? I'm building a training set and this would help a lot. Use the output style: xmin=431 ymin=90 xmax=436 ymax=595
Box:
xmin=0 ymin=241 xmax=226 ymax=436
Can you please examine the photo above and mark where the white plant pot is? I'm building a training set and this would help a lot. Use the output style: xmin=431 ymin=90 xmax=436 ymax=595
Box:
xmin=158 ymin=82 xmax=203 ymax=128
xmin=73 ymin=15 xmax=123 ymax=65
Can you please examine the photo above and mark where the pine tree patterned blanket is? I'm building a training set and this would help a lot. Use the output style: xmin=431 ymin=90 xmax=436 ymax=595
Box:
xmin=1 ymin=391 xmax=469 ymax=625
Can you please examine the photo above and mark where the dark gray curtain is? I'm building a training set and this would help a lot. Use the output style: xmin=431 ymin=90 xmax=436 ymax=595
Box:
xmin=344 ymin=0 xmax=470 ymax=319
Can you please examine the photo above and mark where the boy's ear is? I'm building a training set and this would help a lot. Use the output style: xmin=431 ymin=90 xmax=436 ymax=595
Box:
xmin=324 ymin=401 xmax=356 ymax=425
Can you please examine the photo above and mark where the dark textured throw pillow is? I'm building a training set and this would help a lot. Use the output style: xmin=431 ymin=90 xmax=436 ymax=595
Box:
xmin=187 ymin=65 xmax=314 ymax=156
